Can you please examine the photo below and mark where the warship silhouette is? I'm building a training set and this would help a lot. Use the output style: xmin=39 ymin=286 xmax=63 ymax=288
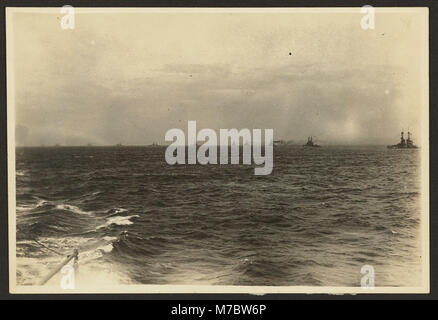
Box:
xmin=387 ymin=130 xmax=417 ymax=149
xmin=303 ymin=136 xmax=321 ymax=147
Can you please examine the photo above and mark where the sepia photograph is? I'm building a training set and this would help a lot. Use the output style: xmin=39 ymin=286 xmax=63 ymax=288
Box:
xmin=6 ymin=7 xmax=429 ymax=294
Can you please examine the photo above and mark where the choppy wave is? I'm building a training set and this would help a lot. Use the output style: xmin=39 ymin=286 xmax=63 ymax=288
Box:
xmin=16 ymin=235 xmax=128 ymax=286
xmin=16 ymin=170 xmax=27 ymax=177
xmin=15 ymin=146 xmax=423 ymax=287
xmin=16 ymin=198 xmax=48 ymax=212
xmin=55 ymin=204 xmax=93 ymax=216
xmin=96 ymin=215 xmax=139 ymax=230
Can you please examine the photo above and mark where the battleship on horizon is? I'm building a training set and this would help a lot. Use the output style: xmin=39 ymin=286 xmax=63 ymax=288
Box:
xmin=387 ymin=130 xmax=418 ymax=149
xmin=303 ymin=136 xmax=321 ymax=147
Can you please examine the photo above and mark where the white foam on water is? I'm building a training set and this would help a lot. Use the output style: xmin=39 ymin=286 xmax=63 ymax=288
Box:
xmin=56 ymin=204 xmax=92 ymax=216
xmin=17 ymin=256 xmax=131 ymax=287
xmin=105 ymin=208 xmax=129 ymax=217
xmin=16 ymin=205 xmax=34 ymax=212
xmin=16 ymin=170 xmax=27 ymax=176
xmin=36 ymin=199 xmax=48 ymax=207
xmin=96 ymin=215 xmax=139 ymax=230
xmin=112 ymin=208 xmax=128 ymax=214
xmin=16 ymin=236 xmax=130 ymax=287
xmin=103 ymin=236 xmax=118 ymax=242
xmin=97 ymin=243 xmax=114 ymax=253
xmin=16 ymin=199 xmax=49 ymax=213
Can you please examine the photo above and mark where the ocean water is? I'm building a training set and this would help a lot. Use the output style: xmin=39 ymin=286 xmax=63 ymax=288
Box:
xmin=15 ymin=146 xmax=423 ymax=287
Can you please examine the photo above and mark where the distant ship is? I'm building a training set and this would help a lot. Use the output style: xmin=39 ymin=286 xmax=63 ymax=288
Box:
xmin=387 ymin=130 xmax=418 ymax=149
xmin=303 ymin=136 xmax=321 ymax=147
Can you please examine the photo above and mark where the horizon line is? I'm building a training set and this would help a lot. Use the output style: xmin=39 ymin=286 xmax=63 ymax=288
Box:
xmin=15 ymin=143 xmax=404 ymax=148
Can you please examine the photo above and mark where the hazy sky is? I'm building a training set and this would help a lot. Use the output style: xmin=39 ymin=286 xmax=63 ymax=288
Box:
xmin=9 ymin=8 xmax=428 ymax=146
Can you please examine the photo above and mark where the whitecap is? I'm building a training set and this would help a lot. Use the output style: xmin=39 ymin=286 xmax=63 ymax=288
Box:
xmin=97 ymin=243 xmax=114 ymax=253
xmin=36 ymin=199 xmax=49 ymax=207
xmin=16 ymin=205 xmax=33 ymax=212
xmin=103 ymin=236 xmax=118 ymax=242
xmin=96 ymin=215 xmax=139 ymax=230
xmin=16 ymin=236 xmax=130 ymax=286
xmin=16 ymin=199 xmax=49 ymax=212
xmin=56 ymin=204 xmax=92 ymax=215
xmin=105 ymin=207 xmax=128 ymax=217
xmin=16 ymin=170 xmax=27 ymax=177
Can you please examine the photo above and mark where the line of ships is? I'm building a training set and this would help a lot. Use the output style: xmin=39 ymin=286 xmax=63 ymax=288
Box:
xmin=274 ymin=130 xmax=418 ymax=149
xmin=80 ymin=131 xmax=418 ymax=149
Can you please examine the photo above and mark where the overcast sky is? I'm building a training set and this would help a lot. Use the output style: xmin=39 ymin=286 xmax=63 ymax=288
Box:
xmin=9 ymin=8 xmax=428 ymax=146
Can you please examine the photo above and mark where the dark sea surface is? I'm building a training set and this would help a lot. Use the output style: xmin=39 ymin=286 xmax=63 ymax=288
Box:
xmin=15 ymin=146 xmax=423 ymax=287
